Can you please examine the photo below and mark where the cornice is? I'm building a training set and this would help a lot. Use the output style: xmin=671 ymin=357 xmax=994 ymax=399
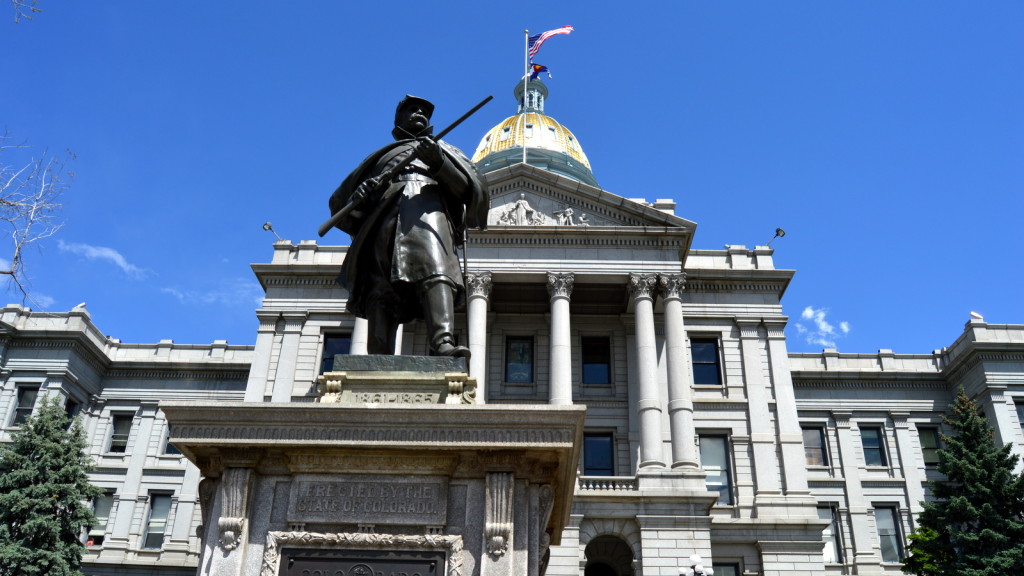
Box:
xmin=792 ymin=378 xmax=947 ymax=390
xmin=105 ymin=368 xmax=250 ymax=381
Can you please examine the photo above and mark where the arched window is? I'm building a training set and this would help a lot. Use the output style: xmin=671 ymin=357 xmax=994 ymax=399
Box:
xmin=584 ymin=535 xmax=634 ymax=576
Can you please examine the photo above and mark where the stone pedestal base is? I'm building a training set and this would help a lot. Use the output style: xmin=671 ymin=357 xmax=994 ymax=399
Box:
xmin=161 ymin=401 xmax=584 ymax=576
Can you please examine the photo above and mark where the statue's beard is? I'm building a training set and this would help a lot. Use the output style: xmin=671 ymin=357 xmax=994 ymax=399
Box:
xmin=392 ymin=122 xmax=435 ymax=140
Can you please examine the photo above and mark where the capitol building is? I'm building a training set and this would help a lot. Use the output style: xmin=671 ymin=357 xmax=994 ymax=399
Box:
xmin=2 ymin=80 xmax=1023 ymax=576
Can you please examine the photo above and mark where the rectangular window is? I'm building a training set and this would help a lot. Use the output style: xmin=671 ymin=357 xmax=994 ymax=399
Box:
xmin=699 ymin=434 xmax=733 ymax=505
xmin=505 ymin=337 xmax=534 ymax=383
xmin=802 ymin=426 xmax=829 ymax=467
xmin=690 ymin=337 xmax=722 ymax=385
xmin=1016 ymin=402 xmax=1024 ymax=428
xmin=918 ymin=426 xmax=941 ymax=467
xmin=710 ymin=565 xmax=739 ymax=576
xmin=582 ymin=432 xmax=614 ymax=476
xmin=108 ymin=414 xmax=133 ymax=453
xmin=818 ymin=504 xmax=844 ymax=563
xmin=581 ymin=337 xmax=611 ymax=385
xmin=860 ymin=426 xmax=888 ymax=467
xmin=142 ymin=494 xmax=172 ymax=549
xmin=874 ymin=505 xmax=904 ymax=563
xmin=163 ymin=424 xmax=181 ymax=455
xmin=10 ymin=386 xmax=39 ymax=426
xmin=319 ymin=333 xmax=352 ymax=374
xmin=88 ymin=492 xmax=115 ymax=547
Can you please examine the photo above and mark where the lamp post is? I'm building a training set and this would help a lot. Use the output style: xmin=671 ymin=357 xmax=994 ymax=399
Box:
xmin=680 ymin=554 xmax=713 ymax=576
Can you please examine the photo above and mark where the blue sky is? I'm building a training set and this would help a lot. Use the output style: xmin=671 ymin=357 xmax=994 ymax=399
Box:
xmin=2 ymin=2 xmax=1021 ymax=353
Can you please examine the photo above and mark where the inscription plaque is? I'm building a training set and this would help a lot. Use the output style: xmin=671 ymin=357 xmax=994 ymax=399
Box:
xmin=289 ymin=476 xmax=448 ymax=526
xmin=279 ymin=548 xmax=445 ymax=576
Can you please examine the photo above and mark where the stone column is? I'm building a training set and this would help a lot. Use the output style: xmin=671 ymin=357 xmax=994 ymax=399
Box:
xmin=547 ymin=273 xmax=574 ymax=405
xmin=467 ymin=272 xmax=493 ymax=400
xmin=350 ymin=317 xmax=369 ymax=355
xmin=736 ymin=320 xmax=783 ymax=510
xmin=628 ymin=273 xmax=665 ymax=469
xmin=657 ymin=273 xmax=700 ymax=474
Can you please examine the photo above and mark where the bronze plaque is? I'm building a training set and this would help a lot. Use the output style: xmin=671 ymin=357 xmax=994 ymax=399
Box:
xmin=278 ymin=548 xmax=445 ymax=576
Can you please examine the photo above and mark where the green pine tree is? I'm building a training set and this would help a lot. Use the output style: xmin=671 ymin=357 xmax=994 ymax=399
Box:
xmin=902 ymin=389 xmax=1024 ymax=576
xmin=0 ymin=395 xmax=102 ymax=576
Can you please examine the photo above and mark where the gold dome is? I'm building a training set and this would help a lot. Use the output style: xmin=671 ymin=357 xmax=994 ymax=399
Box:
xmin=471 ymin=112 xmax=592 ymax=169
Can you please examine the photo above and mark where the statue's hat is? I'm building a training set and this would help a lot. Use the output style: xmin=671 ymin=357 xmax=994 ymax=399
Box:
xmin=395 ymin=95 xmax=435 ymax=123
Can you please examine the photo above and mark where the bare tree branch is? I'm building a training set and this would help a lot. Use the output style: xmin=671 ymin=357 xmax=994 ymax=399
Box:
xmin=10 ymin=0 xmax=41 ymax=22
xmin=0 ymin=131 xmax=71 ymax=305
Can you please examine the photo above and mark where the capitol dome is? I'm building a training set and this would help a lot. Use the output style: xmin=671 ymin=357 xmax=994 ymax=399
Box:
xmin=472 ymin=79 xmax=599 ymax=188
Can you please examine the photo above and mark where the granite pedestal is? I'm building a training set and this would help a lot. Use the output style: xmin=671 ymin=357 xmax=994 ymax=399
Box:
xmin=162 ymin=360 xmax=584 ymax=576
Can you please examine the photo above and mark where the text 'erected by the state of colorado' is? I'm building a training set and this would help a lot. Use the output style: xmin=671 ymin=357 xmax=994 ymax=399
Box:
xmin=289 ymin=476 xmax=448 ymax=525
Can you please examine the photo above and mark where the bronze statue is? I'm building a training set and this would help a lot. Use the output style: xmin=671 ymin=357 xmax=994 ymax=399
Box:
xmin=328 ymin=96 xmax=488 ymax=357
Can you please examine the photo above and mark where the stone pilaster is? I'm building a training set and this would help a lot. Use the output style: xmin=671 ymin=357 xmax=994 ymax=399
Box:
xmin=270 ymin=312 xmax=308 ymax=402
xmin=547 ymin=273 xmax=574 ymax=405
xmin=764 ymin=321 xmax=812 ymax=497
xmin=629 ymin=273 xmax=665 ymax=469
xmin=890 ymin=412 xmax=925 ymax=516
xmin=833 ymin=412 xmax=880 ymax=572
xmin=467 ymin=271 xmax=493 ymax=401
xmin=244 ymin=312 xmax=280 ymax=401
xmin=736 ymin=320 xmax=783 ymax=513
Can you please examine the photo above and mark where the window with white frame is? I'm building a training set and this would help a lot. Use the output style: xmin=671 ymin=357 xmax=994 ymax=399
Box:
xmin=690 ymin=337 xmax=722 ymax=385
xmin=802 ymin=426 xmax=829 ymax=467
xmin=142 ymin=493 xmax=173 ymax=549
xmin=10 ymin=386 xmax=39 ymax=427
xmin=698 ymin=434 xmax=733 ymax=505
xmin=107 ymin=414 xmax=133 ymax=453
xmin=860 ymin=426 xmax=888 ymax=467
xmin=87 ymin=491 xmax=115 ymax=547
xmin=818 ymin=504 xmax=844 ymax=563
xmin=874 ymin=505 xmax=904 ymax=563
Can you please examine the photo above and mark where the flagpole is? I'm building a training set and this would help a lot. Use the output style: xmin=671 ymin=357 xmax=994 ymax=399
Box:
xmin=523 ymin=29 xmax=529 ymax=166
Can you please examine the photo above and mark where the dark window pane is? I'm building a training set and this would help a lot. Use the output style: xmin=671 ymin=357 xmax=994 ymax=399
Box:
xmin=874 ymin=506 xmax=903 ymax=562
xmin=143 ymin=494 xmax=172 ymax=549
xmin=88 ymin=492 xmax=115 ymax=546
xmin=506 ymin=337 xmax=534 ymax=383
xmin=919 ymin=427 xmax=940 ymax=466
xmin=164 ymin=425 xmax=181 ymax=455
xmin=109 ymin=414 xmax=133 ymax=453
xmin=861 ymin=427 xmax=887 ymax=466
xmin=699 ymin=435 xmax=733 ymax=505
xmin=581 ymin=337 xmax=610 ymax=385
xmin=691 ymin=338 xmax=722 ymax=385
xmin=803 ymin=427 xmax=828 ymax=466
xmin=12 ymin=387 xmax=38 ymax=426
xmin=583 ymin=433 xmax=614 ymax=476
xmin=320 ymin=334 xmax=352 ymax=373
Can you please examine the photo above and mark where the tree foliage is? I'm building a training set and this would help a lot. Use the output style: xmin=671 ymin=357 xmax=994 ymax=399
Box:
xmin=902 ymin=390 xmax=1024 ymax=575
xmin=0 ymin=395 xmax=101 ymax=576
xmin=0 ymin=132 xmax=71 ymax=303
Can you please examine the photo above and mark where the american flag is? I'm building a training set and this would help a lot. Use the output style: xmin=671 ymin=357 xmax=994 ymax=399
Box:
xmin=528 ymin=25 xmax=573 ymax=61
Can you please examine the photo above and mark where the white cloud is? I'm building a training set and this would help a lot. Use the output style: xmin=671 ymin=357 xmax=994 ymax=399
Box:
xmin=795 ymin=305 xmax=851 ymax=349
xmin=33 ymin=293 xmax=55 ymax=308
xmin=161 ymin=278 xmax=263 ymax=307
xmin=58 ymin=240 xmax=146 ymax=279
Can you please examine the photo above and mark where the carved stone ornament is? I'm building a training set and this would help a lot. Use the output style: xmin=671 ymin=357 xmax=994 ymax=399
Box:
xmin=465 ymin=271 xmax=493 ymax=298
xmin=485 ymin=472 xmax=514 ymax=557
xmin=498 ymin=193 xmax=547 ymax=225
xmin=218 ymin=467 xmax=253 ymax=551
xmin=260 ymin=532 xmax=464 ymax=576
xmin=657 ymin=273 xmax=687 ymax=300
xmin=546 ymin=272 xmax=574 ymax=299
xmin=537 ymin=484 xmax=555 ymax=554
xmin=627 ymin=273 xmax=658 ymax=300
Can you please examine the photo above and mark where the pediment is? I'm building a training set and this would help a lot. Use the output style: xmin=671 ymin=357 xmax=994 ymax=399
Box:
xmin=481 ymin=164 xmax=695 ymax=230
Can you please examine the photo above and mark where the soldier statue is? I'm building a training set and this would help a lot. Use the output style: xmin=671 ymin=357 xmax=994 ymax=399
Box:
xmin=328 ymin=96 xmax=488 ymax=357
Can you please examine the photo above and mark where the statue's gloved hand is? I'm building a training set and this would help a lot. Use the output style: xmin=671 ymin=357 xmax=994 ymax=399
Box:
xmin=416 ymin=137 xmax=444 ymax=171
xmin=353 ymin=176 xmax=382 ymax=204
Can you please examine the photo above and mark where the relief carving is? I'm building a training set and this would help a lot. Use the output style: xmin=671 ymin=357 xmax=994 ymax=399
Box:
xmin=260 ymin=532 xmax=464 ymax=576
xmin=546 ymin=272 xmax=574 ymax=299
xmin=498 ymin=193 xmax=546 ymax=225
xmin=485 ymin=472 xmax=514 ymax=557
xmin=627 ymin=273 xmax=658 ymax=300
xmin=218 ymin=467 xmax=253 ymax=551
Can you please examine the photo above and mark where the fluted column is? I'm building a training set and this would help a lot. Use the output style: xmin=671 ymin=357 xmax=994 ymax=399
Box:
xmin=350 ymin=317 xmax=368 ymax=355
xmin=629 ymin=273 xmax=665 ymax=468
xmin=547 ymin=272 xmax=574 ymax=405
xmin=467 ymin=272 xmax=493 ymax=401
xmin=658 ymin=273 xmax=699 ymax=471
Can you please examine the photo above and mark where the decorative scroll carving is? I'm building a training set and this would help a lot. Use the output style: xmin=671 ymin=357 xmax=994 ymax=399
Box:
xmin=627 ymin=273 xmax=658 ymax=300
xmin=546 ymin=272 xmax=574 ymax=299
xmin=261 ymin=532 xmax=464 ymax=576
xmin=656 ymin=273 xmax=687 ymax=300
xmin=465 ymin=271 xmax=493 ymax=298
xmin=218 ymin=467 xmax=253 ymax=551
xmin=537 ymin=484 xmax=555 ymax=557
xmin=196 ymin=477 xmax=218 ymax=539
xmin=485 ymin=472 xmax=514 ymax=557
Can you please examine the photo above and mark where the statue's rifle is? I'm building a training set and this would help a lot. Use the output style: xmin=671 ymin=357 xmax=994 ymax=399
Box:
xmin=317 ymin=95 xmax=493 ymax=237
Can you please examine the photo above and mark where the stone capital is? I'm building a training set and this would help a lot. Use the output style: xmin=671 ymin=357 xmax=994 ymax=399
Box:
xmin=466 ymin=271 xmax=493 ymax=298
xmin=627 ymin=273 xmax=658 ymax=300
xmin=547 ymin=272 xmax=574 ymax=299
xmin=656 ymin=273 xmax=687 ymax=300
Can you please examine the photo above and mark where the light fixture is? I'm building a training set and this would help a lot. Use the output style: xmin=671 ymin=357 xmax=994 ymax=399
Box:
xmin=680 ymin=554 xmax=713 ymax=576
xmin=766 ymin=227 xmax=786 ymax=247
xmin=262 ymin=222 xmax=283 ymax=241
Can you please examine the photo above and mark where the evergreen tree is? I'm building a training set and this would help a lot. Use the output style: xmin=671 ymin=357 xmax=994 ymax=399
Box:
xmin=0 ymin=395 xmax=101 ymax=576
xmin=903 ymin=390 xmax=1024 ymax=575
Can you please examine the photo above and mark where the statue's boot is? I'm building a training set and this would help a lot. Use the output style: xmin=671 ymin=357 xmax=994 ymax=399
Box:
xmin=422 ymin=282 xmax=471 ymax=359
xmin=366 ymin=308 xmax=399 ymax=355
